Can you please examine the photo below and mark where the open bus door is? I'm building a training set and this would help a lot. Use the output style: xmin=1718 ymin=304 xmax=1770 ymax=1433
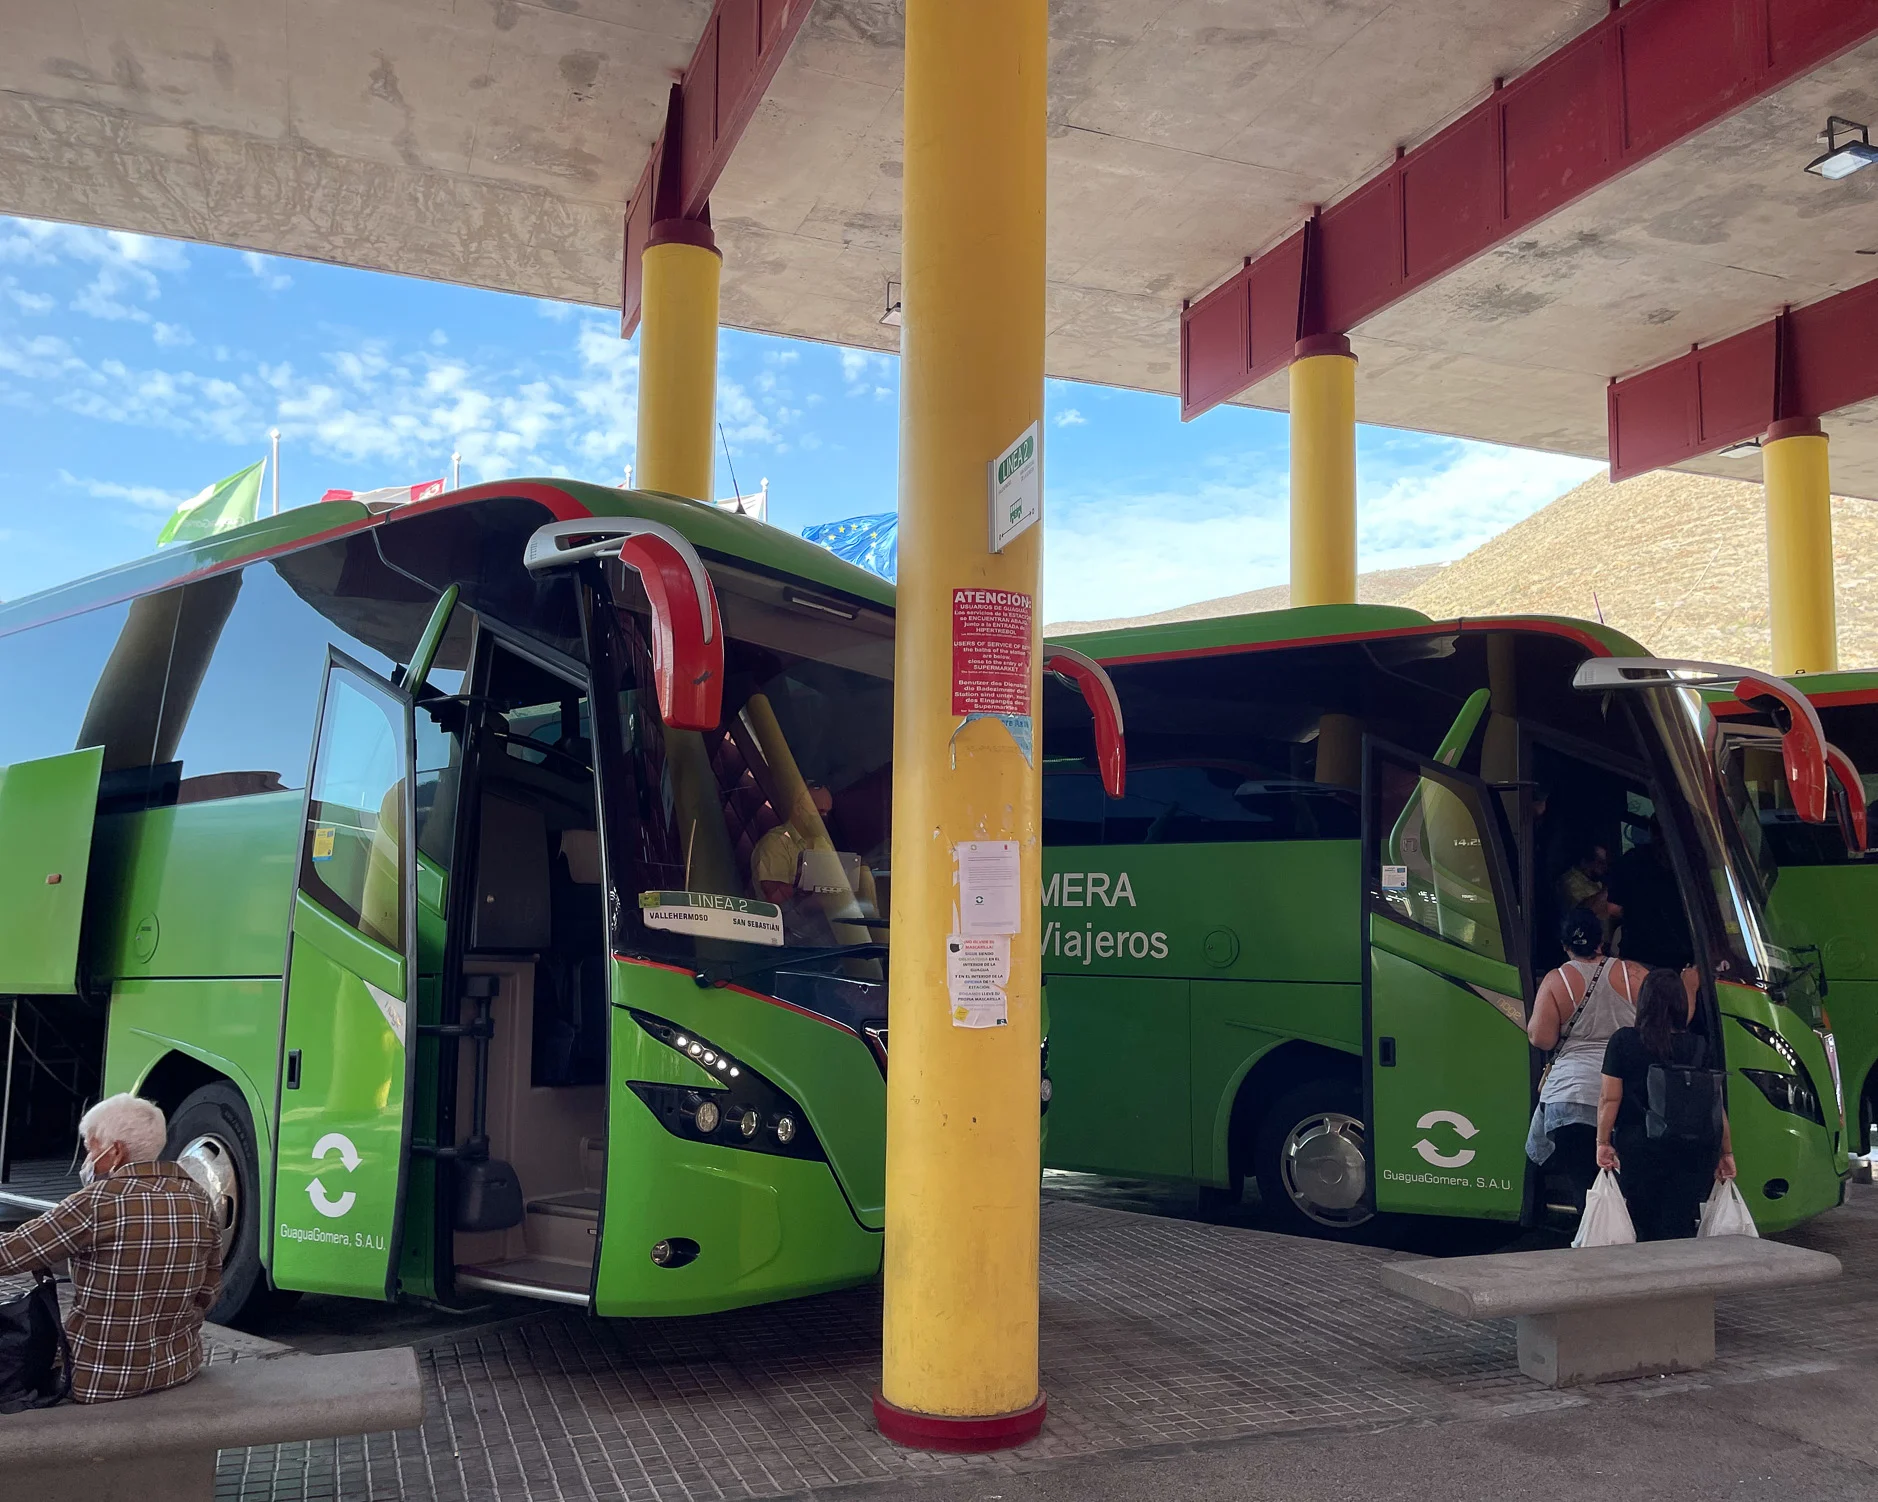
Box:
xmin=1362 ymin=739 xmax=1532 ymax=1220
xmin=0 ymin=746 xmax=104 ymax=996
xmin=271 ymin=652 xmax=419 ymax=1299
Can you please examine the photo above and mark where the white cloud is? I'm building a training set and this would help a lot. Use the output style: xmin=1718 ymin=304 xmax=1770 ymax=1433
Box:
xmin=152 ymin=322 xmax=193 ymax=347
xmin=536 ymin=299 xmax=576 ymax=322
xmin=1055 ymin=408 xmax=1087 ymax=427
xmin=57 ymin=469 xmax=190 ymax=513
xmin=1043 ymin=439 xmax=1603 ymax=626
xmin=242 ymin=251 xmax=292 ymax=292
xmin=0 ymin=309 xmax=819 ymax=501
xmin=3 ymin=280 xmax=52 ymax=315
xmin=0 ymin=222 xmax=188 ymax=329
xmin=0 ymin=221 xmax=187 ymax=274
xmin=839 ymin=347 xmax=896 ymax=396
xmin=1355 ymin=441 xmax=1604 ymax=572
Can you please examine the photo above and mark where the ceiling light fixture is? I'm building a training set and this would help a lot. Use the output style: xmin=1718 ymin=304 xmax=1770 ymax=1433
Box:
xmin=1805 ymin=116 xmax=1878 ymax=180
xmin=879 ymin=279 xmax=903 ymax=328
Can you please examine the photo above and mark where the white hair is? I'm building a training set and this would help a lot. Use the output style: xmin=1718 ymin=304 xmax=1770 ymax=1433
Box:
xmin=78 ymin=1094 xmax=168 ymax=1163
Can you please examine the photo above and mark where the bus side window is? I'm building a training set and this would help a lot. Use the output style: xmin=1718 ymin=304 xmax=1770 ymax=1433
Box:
xmin=1043 ymin=765 xmax=1104 ymax=845
xmin=301 ymin=674 xmax=408 ymax=953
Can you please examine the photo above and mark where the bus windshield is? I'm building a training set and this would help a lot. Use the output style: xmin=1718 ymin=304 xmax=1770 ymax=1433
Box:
xmin=592 ymin=560 xmax=894 ymax=968
xmin=1633 ymin=683 xmax=1804 ymax=1005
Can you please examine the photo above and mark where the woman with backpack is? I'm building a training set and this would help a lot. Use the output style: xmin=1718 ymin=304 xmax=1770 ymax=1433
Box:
xmin=1596 ymin=967 xmax=1736 ymax=1240
xmin=1526 ymin=907 xmax=1648 ymax=1212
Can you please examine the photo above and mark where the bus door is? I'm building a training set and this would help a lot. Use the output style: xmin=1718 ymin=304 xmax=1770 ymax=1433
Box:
xmin=1362 ymin=739 xmax=1531 ymax=1219
xmin=0 ymin=746 xmax=103 ymax=996
xmin=271 ymin=653 xmax=419 ymax=1298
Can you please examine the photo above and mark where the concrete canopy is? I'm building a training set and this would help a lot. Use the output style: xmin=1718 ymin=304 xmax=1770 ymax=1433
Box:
xmin=4 ymin=2 xmax=1876 ymax=490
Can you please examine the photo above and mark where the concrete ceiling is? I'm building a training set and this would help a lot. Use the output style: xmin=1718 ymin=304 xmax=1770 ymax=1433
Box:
xmin=2 ymin=2 xmax=1875 ymax=491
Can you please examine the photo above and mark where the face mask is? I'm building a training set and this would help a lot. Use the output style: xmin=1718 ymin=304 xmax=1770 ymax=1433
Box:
xmin=78 ymin=1156 xmax=96 ymax=1187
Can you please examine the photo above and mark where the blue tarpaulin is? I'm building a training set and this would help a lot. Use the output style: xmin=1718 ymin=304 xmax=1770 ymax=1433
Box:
xmin=801 ymin=512 xmax=898 ymax=581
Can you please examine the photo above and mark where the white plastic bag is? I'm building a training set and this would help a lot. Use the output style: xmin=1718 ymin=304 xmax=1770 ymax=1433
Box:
xmin=1698 ymin=1177 xmax=1759 ymax=1238
xmin=1572 ymin=1168 xmax=1637 ymax=1248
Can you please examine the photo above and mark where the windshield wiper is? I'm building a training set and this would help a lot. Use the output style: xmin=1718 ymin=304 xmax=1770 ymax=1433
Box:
xmin=693 ymin=943 xmax=889 ymax=989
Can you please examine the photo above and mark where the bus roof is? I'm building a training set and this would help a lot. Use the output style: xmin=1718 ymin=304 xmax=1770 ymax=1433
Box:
xmin=0 ymin=477 xmax=894 ymax=637
xmin=1046 ymin=601 xmax=1651 ymax=663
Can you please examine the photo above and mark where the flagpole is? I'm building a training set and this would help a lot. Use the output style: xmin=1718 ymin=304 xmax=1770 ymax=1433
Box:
xmin=269 ymin=429 xmax=281 ymax=515
xmin=451 ymin=451 xmax=461 ymax=490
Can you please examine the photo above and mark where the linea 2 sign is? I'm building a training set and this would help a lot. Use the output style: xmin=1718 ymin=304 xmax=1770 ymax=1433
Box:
xmin=988 ymin=420 xmax=1041 ymax=553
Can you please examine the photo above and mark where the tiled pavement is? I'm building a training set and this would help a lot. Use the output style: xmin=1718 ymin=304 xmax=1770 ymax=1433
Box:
xmin=205 ymin=1186 xmax=1878 ymax=1502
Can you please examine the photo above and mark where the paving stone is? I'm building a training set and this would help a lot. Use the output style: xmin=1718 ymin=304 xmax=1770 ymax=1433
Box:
xmin=193 ymin=1188 xmax=1878 ymax=1501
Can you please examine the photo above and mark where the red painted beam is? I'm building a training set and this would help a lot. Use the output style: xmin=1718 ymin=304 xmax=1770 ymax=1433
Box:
xmin=1606 ymin=279 xmax=1878 ymax=479
xmin=619 ymin=0 xmax=813 ymax=339
xmin=1180 ymin=0 xmax=1878 ymax=421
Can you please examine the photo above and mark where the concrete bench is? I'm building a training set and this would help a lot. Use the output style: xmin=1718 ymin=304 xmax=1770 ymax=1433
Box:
xmin=0 ymin=1346 xmax=424 ymax=1502
xmin=1380 ymin=1237 xmax=1841 ymax=1387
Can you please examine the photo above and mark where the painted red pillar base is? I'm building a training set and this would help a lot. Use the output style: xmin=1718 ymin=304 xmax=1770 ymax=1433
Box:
xmin=872 ymin=1390 xmax=1048 ymax=1453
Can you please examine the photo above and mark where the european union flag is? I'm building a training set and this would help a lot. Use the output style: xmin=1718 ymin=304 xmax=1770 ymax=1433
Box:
xmin=801 ymin=512 xmax=898 ymax=581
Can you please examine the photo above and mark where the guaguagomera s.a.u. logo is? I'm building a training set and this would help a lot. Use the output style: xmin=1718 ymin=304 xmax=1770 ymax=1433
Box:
xmin=1042 ymin=869 xmax=1169 ymax=964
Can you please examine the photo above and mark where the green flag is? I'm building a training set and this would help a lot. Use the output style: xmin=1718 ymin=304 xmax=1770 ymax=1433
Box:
xmin=157 ymin=459 xmax=266 ymax=546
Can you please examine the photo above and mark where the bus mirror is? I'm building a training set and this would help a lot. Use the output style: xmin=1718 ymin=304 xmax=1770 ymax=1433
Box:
xmin=1731 ymin=672 xmax=1829 ymax=828
xmin=1825 ymin=742 xmax=1869 ymax=854
xmin=1570 ymin=656 xmax=1830 ymax=826
xmin=1044 ymin=644 xmax=1126 ymax=798
xmin=524 ymin=518 xmax=724 ymax=731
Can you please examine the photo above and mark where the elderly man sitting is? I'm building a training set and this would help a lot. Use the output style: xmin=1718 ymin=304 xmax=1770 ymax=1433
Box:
xmin=0 ymin=1093 xmax=220 ymax=1403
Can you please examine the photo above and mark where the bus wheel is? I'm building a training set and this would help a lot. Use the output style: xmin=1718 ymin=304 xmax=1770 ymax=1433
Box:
xmin=1254 ymin=1080 xmax=1374 ymax=1238
xmin=165 ymin=1081 xmax=274 ymax=1328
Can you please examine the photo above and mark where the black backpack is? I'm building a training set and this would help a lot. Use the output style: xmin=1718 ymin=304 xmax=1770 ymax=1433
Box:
xmin=1646 ymin=1034 xmax=1725 ymax=1146
xmin=0 ymin=1271 xmax=71 ymax=1413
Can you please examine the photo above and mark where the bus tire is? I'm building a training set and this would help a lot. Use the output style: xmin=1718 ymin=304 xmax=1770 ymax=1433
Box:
xmin=164 ymin=1081 xmax=274 ymax=1328
xmin=1254 ymin=1078 xmax=1375 ymax=1239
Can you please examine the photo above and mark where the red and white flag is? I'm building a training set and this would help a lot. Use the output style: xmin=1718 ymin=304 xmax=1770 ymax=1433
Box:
xmin=321 ymin=478 xmax=447 ymax=509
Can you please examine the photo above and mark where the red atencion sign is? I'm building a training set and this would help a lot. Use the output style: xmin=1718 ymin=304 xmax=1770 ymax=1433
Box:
xmin=952 ymin=588 xmax=1032 ymax=717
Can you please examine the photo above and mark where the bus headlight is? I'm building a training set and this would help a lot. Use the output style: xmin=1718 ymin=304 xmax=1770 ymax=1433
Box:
xmin=1742 ymin=1068 xmax=1825 ymax=1126
xmin=1734 ymin=1016 xmax=1829 ymax=1127
xmin=628 ymin=1011 xmax=823 ymax=1161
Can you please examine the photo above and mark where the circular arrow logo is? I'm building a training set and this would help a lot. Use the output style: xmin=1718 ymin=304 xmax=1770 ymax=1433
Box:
xmin=1412 ymin=1109 xmax=1479 ymax=1169
xmin=307 ymin=1131 xmax=360 ymax=1218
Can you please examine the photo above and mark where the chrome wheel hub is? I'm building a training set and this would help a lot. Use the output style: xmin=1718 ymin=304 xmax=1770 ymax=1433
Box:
xmin=177 ymin=1133 xmax=241 ymax=1264
xmin=1280 ymin=1111 xmax=1372 ymax=1228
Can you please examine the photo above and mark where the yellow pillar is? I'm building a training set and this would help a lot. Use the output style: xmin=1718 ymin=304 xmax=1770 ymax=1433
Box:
xmin=876 ymin=0 xmax=1047 ymax=1452
xmin=635 ymin=220 xmax=721 ymax=502
xmin=1289 ymin=334 xmax=1358 ymax=608
xmin=1763 ymin=417 xmax=1838 ymax=676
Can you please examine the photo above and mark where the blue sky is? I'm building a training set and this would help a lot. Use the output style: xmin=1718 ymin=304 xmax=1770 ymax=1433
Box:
xmin=0 ymin=216 xmax=1602 ymax=620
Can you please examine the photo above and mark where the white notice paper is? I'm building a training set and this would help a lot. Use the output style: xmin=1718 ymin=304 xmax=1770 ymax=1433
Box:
xmin=947 ymin=933 xmax=1010 ymax=1028
xmin=955 ymin=840 xmax=1022 ymax=935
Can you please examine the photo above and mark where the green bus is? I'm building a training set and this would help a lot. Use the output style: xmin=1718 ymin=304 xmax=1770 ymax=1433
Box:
xmin=0 ymin=480 xmax=931 ymax=1323
xmin=1037 ymin=607 xmax=1850 ymax=1238
xmin=1713 ymin=671 xmax=1878 ymax=1161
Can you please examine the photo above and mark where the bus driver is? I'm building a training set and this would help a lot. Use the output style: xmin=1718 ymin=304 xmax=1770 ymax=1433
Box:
xmin=753 ymin=781 xmax=835 ymax=906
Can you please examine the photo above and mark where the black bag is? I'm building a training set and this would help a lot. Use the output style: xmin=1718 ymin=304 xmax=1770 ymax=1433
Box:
xmin=1646 ymin=1034 xmax=1725 ymax=1146
xmin=0 ymin=1271 xmax=71 ymax=1413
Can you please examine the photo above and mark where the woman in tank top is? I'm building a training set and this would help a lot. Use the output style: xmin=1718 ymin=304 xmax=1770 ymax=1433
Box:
xmin=1524 ymin=906 xmax=1648 ymax=1212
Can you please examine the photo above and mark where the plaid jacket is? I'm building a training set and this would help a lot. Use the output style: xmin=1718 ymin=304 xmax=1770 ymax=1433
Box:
xmin=0 ymin=1160 xmax=221 ymax=1403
